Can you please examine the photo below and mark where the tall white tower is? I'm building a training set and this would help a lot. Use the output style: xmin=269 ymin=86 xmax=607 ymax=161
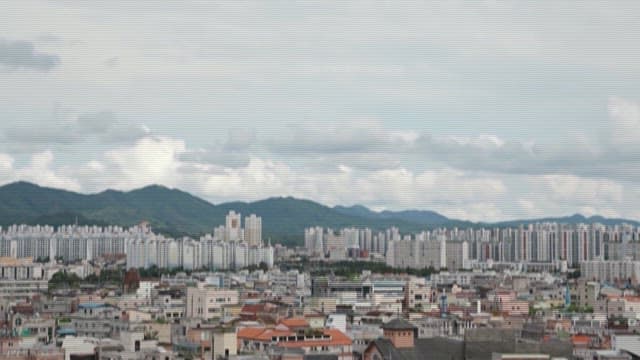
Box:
xmin=244 ymin=214 xmax=262 ymax=246
xmin=225 ymin=211 xmax=242 ymax=242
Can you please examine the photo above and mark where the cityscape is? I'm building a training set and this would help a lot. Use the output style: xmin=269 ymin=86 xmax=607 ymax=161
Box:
xmin=3 ymin=199 xmax=640 ymax=359
xmin=3 ymin=2 xmax=640 ymax=360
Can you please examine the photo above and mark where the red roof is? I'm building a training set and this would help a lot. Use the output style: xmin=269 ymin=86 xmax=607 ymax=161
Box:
xmin=241 ymin=304 xmax=266 ymax=314
xmin=571 ymin=335 xmax=591 ymax=345
xmin=237 ymin=327 xmax=293 ymax=341
xmin=278 ymin=329 xmax=352 ymax=348
xmin=237 ymin=327 xmax=352 ymax=348
xmin=279 ymin=318 xmax=309 ymax=328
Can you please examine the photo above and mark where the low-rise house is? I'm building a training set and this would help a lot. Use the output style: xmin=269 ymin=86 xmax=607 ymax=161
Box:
xmin=237 ymin=319 xmax=353 ymax=360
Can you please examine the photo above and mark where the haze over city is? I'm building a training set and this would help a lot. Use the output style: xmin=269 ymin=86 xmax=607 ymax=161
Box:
xmin=2 ymin=2 xmax=640 ymax=222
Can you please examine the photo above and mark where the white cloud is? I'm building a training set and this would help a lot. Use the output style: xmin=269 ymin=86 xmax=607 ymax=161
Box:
xmin=97 ymin=136 xmax=186 ymax=190
xmin=1 ymin=131 xmax=640 ymax=222
xmin=535 ymin=174 xmax=623 ymax=205
xmin=0 ymin=153 xmax=15 ymax=183
xmin=6 ymin=151 xmax=82 ymax=191
xmin=179 ymin=128 xmax=253 ymax=168
xmin=608 ymin=96 xmax=640 ymax=148
xmin=2 ymin=1 xmax=640 ymax=222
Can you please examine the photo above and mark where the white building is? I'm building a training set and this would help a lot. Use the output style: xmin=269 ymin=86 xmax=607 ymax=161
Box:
xmin=244 ymin=214 xmax=262 ymax=247
xmin=225 ymin=211 xmax=243 ymax=242
xmin=581 ymin=259 xmax=640 ymax=285
xmin=185 ymin=284 xmax=239 ymax=320
xmin=305 ymin=227 xmax=324 ymax=257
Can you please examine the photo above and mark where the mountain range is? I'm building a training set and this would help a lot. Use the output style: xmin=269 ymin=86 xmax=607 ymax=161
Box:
xmin=0 ymin=181 xmax=638 ymax=246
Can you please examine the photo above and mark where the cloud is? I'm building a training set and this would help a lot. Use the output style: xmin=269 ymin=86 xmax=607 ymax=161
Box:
xmin=77 ymin=111 xmax=116 ymax=134
xmin=2 ymin=130 xmax=640 ymax=222
xmin=607 ymin=96 xmax=640 ymax=148
xmin=2 ymin=3 xmax=640 ymax=222
xmin=98 ymin=123 xmax=151 ymax=145
xmin=72 ymin=111 xmax=151 ymax=144
xmin=535 ymin=174 xmax=623 ymax=205
xmin=267 ymin=119 xmax=418 ymax=155
xmin=105 ymin=57 xmax=119 ymax=68
xmin=96 ymin=136 xmax=186 ymax=190
xmin=3 ymin=126 xmax=81 ymax=146
xmin=0 ymin=38 xmax=60 ymax=71
xmin=413 ymin=97 xmax=640 ymax=181
xmin=179 ymin=128 xmax=253 ymax=168
xmin=512 ymin=174 xmax=627 ymax=219
xmin=2 ymin=111 xmax=150 ymax=152
xmin=0 ymin=151 xmax=81 ymax=191
xmin=256 ymin=98 xmax=640 ymax=181
xmin=265 ymin=120 xmax=419 ymax=170
xmin=224 ymin=128 xmax=256 ymax=151
xmin=0 ymin=153 xmax=14 ymax=181
xmin=19 ymin=134 xmax=506 ymax=220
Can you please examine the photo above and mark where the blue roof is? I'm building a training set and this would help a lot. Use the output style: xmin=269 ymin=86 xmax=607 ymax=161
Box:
xmin=57 ymin=328 xmax=77 ymax=335
xmin=78 ymin=302 xmax=106 ymax=309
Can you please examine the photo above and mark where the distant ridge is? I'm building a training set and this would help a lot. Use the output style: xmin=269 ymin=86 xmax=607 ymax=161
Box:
xmin=0 ymin=181 xmax=638 ymax=245
xmin=334 ymin=205 xmax=453 ymax=225
xmin=489 ymin=213 xmax=640 ymax=227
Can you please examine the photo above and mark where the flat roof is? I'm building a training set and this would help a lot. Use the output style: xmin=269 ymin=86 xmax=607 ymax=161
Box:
xmin=78 ymin=302 xmax=107 ymax=309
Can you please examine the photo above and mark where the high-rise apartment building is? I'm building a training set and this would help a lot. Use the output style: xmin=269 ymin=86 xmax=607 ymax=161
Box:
xmin=244 ymin=214 xmax=262 ymax=246
xmin=305 ymin=227 xmax=324 ymax=257
xmin=225 ymin=211 xmax=243 ymax=242
xmin=325 ymin=229 xmax=346 ymax=260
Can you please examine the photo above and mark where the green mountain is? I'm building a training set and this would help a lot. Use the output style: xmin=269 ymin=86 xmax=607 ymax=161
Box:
xmin=0 ymin=182 xmax=422 ymax=244
xmin=0 ymin=181 xmax=638 ymax=246
xmin=333 ymin=205 xmax=473 ymax=226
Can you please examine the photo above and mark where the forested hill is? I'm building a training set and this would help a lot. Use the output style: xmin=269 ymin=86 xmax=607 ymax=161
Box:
xmin=1 ymin=181 xmax=637 ymax=245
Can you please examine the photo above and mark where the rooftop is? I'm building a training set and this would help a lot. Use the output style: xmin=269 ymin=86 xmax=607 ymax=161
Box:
xmin=78 ymin=302 xmax=107 ymax=309
xmin=0 ymin=257 xmax=34 ymax=266
xmin=382 ymin=318 xmax=416 ymax=330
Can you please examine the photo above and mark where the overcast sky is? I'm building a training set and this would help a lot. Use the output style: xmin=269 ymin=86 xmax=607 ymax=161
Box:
xmin=2 ymin=1 xmax=640 ymax=221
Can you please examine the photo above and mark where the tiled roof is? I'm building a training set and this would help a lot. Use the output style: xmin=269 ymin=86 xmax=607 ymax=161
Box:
xmin=280 ymin=318 xmax=310 ymax=328
xmin=237 ymin=327 xmax=293 ymax=341
xmin=278 ymin=329 xmax=352 ymax=348
xmin=238 ymin=327 xmax=352 ymax=348
xmin=571 ymin=335 xmax=591 ymax=345
xmin=241 ymin=304 xmax=266 ymax=314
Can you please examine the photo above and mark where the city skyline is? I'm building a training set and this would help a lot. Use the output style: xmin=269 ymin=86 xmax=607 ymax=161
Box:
xmin=3 ymin=2 xmax=640 ymax=222
xmin=2 ymin=180 xmax=640 ymax=228
xmin=4 ymin=3 xmax=640 ymax=360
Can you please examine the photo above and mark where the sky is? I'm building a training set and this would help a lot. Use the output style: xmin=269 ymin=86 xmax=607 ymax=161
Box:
xmin=2 ymin=1 xmax=640 ymax=222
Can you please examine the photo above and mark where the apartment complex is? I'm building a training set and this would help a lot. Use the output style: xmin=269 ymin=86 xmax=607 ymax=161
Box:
xmin=306 ymin=222 xmax=640 ymax=269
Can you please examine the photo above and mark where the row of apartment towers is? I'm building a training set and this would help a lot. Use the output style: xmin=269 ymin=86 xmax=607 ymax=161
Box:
xmin=215 ymin=211 xmax=263 ymax=246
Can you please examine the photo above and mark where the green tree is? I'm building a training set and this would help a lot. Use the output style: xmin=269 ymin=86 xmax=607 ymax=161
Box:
xmin=49 ymin=271 xmax=82 ymax=290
